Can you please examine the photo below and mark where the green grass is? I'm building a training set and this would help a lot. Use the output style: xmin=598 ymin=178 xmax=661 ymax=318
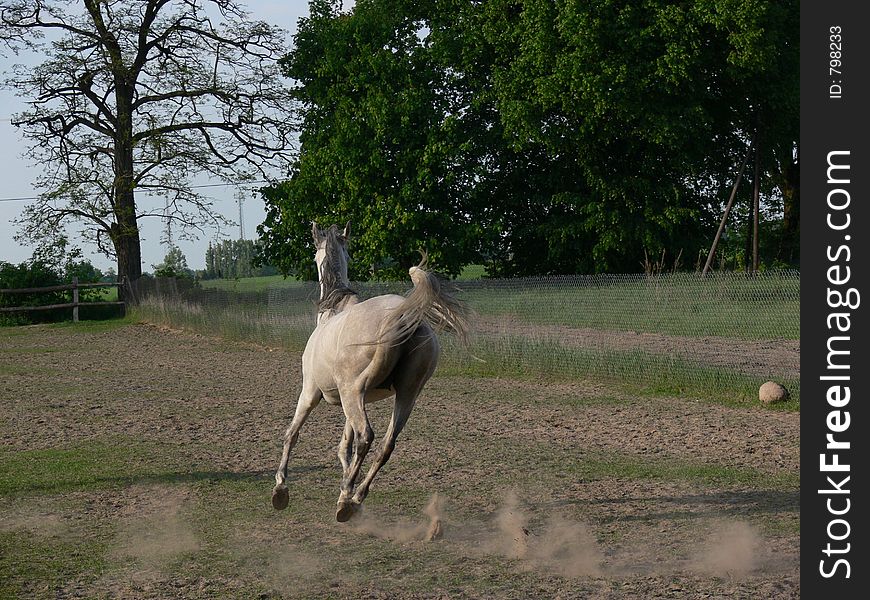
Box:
xmin=0 ymin=364 xmax=59 ymax=376
xmin=132 ymin=270 xmax=799 ymax=405
xmin=86 ymin=286 xmax=119 ymax=301
xmin=457 ymin=264 xmax=487 ymax=279
xmin=37 ymin=314 xmax=136 ymax=333
xmin=134 ymin=296 xmax=802 ymax=408
xmin=0 ymin=438 xmax=192 ymax=496
xmin=195 ymin=271 xmax=799 ymax=339
xmin=438 ymin=336 xmax=800 ymax=409
xmin=463 ymin=273 xmax=799 ymax=340
xmin=131 ymin=298 xmax=312 ymax=349
xmin=200 ymin=274 xmax=299 ymax=292
xmin=0 ymin=528 xmax=112 ymax=599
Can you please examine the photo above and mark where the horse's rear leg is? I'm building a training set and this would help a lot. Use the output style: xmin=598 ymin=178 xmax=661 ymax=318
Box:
xmin=337 ymin=420 xmax=354 ymax=477
xmin=350 ymin=392 xmax=417 ymax=507
xmin=272 ymin=384 xmax=321 ymax=510
xmin=346 ymin=334 xmax=436 ymax=515
xmin=336 ymin=394 xmax=373 ymax=522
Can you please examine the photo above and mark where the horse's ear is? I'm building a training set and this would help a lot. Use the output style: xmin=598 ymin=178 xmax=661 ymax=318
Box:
xmin=341 ymin=221 xmax=351 ymax=241
xmin=311 ymin=221 xmax=324 ymax=244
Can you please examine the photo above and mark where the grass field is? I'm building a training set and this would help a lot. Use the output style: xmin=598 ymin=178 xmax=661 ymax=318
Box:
xmin=0 ymin=322 xmax=799 ymax=598
xmin=200 ymin=274 xmax=296 ymax=292
xmin=136 ymin=270 xmax=800 ymax=404
xmin=198 ymin=264 xmax=487 ymax=293
xmin=198 ymin=270 xmax=799 ymax=339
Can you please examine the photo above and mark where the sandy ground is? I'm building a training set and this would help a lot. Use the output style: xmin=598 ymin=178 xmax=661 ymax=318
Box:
xmin=0 ymin=323 xmax=800 ymax=598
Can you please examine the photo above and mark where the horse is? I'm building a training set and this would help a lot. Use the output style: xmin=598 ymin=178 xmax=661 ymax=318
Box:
xmin=271 ymin=222 xmax=470 ymax=522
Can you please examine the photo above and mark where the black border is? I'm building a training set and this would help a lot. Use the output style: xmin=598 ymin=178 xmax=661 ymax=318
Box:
xmin=800 ymin=1 xmax=869 ymax=595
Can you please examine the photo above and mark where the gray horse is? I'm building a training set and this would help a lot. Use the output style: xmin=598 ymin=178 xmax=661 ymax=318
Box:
xmin=271 ymin=222 xmax=469 ymax=522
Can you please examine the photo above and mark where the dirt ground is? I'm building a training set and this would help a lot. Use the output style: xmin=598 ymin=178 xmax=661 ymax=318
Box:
xmin=0 ymin=322 xmax=800 ymax=598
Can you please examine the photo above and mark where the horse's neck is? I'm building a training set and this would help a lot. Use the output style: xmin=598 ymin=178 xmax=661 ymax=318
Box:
xmin=316 ymin=293 xmax=359 ymax=325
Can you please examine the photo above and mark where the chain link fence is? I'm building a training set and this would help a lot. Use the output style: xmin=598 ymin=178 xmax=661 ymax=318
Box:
xmin=132 ymin=270 xmax=800 ymax=402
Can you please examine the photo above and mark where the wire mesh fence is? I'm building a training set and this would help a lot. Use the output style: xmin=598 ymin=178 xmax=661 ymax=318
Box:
xmin=131 ymin=270 xmax=800 ymax=402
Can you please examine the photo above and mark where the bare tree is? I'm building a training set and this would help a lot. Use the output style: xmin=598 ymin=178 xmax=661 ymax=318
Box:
xmin=1 ymin=0 xmax=295 ymax=293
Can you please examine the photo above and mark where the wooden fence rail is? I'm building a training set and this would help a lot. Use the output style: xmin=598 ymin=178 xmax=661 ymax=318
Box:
xmin=0 ymin=277 xmax=126 ymax=322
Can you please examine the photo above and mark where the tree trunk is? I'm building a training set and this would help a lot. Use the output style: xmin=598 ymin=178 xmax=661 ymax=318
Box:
xmin=111 ymin=216 xmax=142 ymax=303
xmin=743 ymin=201 xmax=753 ymax=273
xmin=778 ymin=153 xmax=800 ymax=264
xmin=751 ymin=140 xmax=760 ymax=273
xmin=112 ymin=83 xmax=142 ymax=303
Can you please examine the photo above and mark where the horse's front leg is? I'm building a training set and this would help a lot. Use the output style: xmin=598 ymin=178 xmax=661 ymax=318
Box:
xmin=336 ymin=393 xmax=373 ymax=522
xmin=272 ymin=384 xmax=321 ymax=510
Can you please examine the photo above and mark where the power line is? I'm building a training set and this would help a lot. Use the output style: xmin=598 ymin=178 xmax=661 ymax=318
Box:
xmin=0 ymin=180 xmax=271 ymax=203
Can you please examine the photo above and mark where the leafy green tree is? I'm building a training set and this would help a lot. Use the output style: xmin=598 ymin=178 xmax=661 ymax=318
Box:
xmin=259 ymin=0 xmax=484 ymax=279
xmin=1 ymin=241 xmax=104 ymax=324
xmin=203 ymin=238 xmax=275 ymax=279
xmin=152 ymin=246 xmax=193 ymax=279
xmin=259 ymin=0 xmax=798 ymax=277
xmin=2 ymin=0 xmax=294 ymax=295
xmin=475 ymin=0 xmax=797 ymax=273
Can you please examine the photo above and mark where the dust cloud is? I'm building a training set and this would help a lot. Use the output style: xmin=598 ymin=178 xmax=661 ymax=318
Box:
xmin=323 ymin=491 xmax=767 ymax=582
xmin=489 ymin=491 xmax=529 ymax=559
xmin=487 ymin=491 xmax=602 ymax=577
xmin=111 ymin=487 xmax=199 ymax=575
xmin=352 ymin=490 xmax=602 ymax=577
xmin=352 ymin=492 xmax=445 ymax=542
xmin=691 ymin=520 xmax=761 ymax=577
xmin=0 ymin=509 xmax=65 ymax=538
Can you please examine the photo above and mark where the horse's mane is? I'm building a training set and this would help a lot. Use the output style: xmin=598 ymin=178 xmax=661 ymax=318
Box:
xmin=317 ymin=225 xmax=357 ymax=313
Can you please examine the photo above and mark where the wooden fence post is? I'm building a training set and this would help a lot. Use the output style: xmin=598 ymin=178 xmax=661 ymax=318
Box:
xmin=702 ymin=143 xmax=754 ymax=276
xmin=72 ymin=277 xmax=79 ymax=323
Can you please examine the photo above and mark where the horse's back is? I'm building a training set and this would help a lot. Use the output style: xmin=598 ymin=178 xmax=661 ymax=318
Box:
xmin=303 ymin=293 xmax=437 ymax=394
xmin=326 ymin=293 xmax=406 ymax=344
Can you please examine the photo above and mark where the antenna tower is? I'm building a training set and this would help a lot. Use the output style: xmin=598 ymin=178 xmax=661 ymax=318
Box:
xmin=164 ymin=197 xmax=174 ymax=246
xmin=236 ymin=189 xmax=246 ymax=240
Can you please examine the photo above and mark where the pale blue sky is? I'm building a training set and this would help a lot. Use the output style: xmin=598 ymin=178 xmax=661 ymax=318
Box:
xmin=0 ymin=1 xmax=350 ymax=272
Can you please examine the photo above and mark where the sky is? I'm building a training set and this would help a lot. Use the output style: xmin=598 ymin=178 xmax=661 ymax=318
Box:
xmin=0 ymin=0 xmax=351 ymax=273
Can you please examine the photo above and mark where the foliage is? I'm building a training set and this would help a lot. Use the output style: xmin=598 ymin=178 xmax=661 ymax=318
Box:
xmin=0 ymin=240 xmax=105 ymax=325
xmin=0 ymin=261 xmax=63 ymax=301
xmin=258 ymin=0 xmax=798 ymax=278
xmin=259 ymin=0 xmax=486 ymax=280
xmin=152 ymin=246 xmax=194 ymax=279
xmin=203 ymin=239 xmax=277 ymax=280
xmin=1 ymin=0 xmax=295 ymax=285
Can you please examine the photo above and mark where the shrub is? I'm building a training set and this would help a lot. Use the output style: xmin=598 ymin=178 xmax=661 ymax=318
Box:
xmin=0 ymin=258 xmax=108 ymax=325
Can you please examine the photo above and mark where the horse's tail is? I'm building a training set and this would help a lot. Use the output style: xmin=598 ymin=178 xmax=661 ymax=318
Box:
xmin=376 ymin=254 xmax=470 ymax=348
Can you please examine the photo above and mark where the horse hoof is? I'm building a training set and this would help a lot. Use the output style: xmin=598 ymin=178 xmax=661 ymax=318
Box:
xmin=336 ymin=501 xmax=360 ymax=522
xmin=271 ymin=485 xmax=289 ymax=510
